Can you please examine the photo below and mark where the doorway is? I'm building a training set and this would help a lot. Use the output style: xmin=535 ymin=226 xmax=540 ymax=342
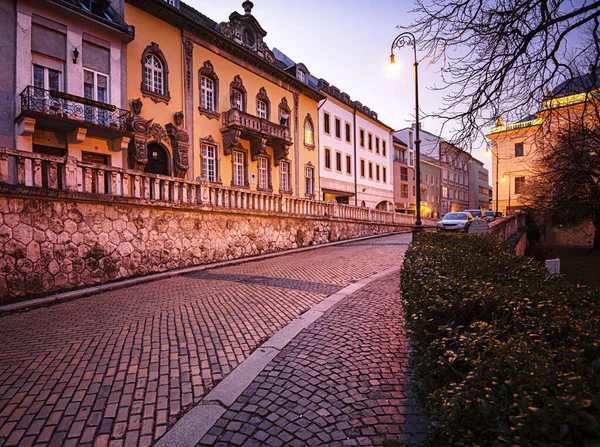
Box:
xmin=144 ymin=143 xmax=170 ymax=176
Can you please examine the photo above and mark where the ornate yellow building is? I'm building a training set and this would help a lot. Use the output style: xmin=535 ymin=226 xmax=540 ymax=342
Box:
xmin=124 ymin=0 xmax=324 ymax=198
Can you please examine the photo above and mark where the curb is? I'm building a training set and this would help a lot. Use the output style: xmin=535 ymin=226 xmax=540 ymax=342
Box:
xmin=0 ymin=231 xmax=410 ymax=314
xmin=154 ymin=265 xmax=402 ymax=447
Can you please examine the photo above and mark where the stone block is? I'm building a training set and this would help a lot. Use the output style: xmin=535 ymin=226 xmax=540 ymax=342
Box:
xmin=545 ymin=258 xmax=560 ymax=274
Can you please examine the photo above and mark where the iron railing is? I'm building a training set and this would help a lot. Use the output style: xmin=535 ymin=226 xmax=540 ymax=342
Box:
xmin=20 ymin=86 xmax=130 ymax=131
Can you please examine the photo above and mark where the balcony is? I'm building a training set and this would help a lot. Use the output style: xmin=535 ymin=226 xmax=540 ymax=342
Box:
xmin=220 ymin=108 xmax=292 ymax=164
xmin=17 ymin=86 xmax=131 ymax=140
xmin=394 ymin=155 xmax=408 ymax=164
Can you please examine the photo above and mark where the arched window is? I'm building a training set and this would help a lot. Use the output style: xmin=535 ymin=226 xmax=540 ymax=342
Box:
xmin=198 ymin=60 xmax=220 ymax=119
xmin=304 ymin=114 xmax=315 ymax=148
xmin=256 ymin=87 xmax=270 ymax=121
xmin=229 ymin=75 xmax=246 ymax=112
xmin=141 ymin=43 xmax=170 ymax=104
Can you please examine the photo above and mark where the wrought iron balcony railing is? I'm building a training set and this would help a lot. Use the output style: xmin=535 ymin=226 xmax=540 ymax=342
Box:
xmin=20 ymin=86 xmax=130 ymax=131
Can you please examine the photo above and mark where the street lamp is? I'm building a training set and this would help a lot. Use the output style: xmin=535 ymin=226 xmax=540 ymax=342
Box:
xmin=502 ymin=172 xmax=511 ymax=214
xmin=391 ymin=31 xmax=422 ymax=231
xmin=486 ymin=144 xmax=499 ymax=215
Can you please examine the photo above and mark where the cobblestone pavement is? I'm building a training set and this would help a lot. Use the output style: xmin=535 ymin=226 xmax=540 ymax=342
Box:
xmin=0 ymin=233 xmax=412 ymax=447
xmin=197 ymin=270 xmax=427 ymax=447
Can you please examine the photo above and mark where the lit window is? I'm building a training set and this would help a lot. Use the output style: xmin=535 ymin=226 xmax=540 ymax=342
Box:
xmin=304 ymin=116 xmax=314 ymax=146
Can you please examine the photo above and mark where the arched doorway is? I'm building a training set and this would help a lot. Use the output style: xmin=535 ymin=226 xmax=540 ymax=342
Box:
xmin=145 ymin=143 xmax=170 ymax=176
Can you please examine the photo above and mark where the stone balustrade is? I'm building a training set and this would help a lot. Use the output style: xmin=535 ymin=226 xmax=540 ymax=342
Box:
xmin=0 ymin=147 xmax=437 ymax=227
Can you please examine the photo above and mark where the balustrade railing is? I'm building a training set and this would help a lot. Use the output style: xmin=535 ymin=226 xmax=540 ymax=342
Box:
xmin=0 ymin=148 xmax=436 ymax=226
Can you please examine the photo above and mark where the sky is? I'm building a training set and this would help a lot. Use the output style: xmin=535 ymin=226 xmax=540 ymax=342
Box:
xmin=184 ymin=0 xmax=492 ymax=173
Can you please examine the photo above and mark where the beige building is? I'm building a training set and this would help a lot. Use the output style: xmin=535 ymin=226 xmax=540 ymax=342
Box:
xmin=392 ymin=136 xmax=416 ymax=214
xmin=419 ymin=154 xmax=441 ymax=218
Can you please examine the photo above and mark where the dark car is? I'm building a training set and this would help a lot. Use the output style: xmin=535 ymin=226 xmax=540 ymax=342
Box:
xmin=484 ymin=210 xmax=496 ymax=222
xmin=437 ymin=212 xmax=474 ymax=232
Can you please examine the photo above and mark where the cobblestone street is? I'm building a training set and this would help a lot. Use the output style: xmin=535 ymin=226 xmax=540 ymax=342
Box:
xmin=0 ymin=233 xmax=420 ymax=447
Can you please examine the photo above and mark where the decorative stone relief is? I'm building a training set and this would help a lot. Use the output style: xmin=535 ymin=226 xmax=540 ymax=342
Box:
xmin=216 ymin=1 xmax=276 ymax=65
xmin=127 ymin=98 xmax=153 ymax=171
xmin=222 ymin=129 xmax=242 ymax=156
xmin=183 ymin=38 xmax=194 ymax=92
xmin=250 ymin=137 xmax=267 ymax=162
xmin=166 ymin=112 xmax=190 ymax=179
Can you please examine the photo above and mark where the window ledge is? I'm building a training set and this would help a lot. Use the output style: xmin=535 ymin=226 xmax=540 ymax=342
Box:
xmin=257 ymin=187 xmax=274 ymax=193
xmin=199 ymin=107 xmax=221 ymax=120
xmin=141 ymin=87 xmax=170 ymax=105
xmin=279 ymin=189 xmax=293 ymax=196
xmin=304 ymin=143 xmax=315 ymax=151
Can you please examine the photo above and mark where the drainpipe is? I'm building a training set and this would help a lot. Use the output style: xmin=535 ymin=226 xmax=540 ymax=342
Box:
xmin=353 ymin=109 xmax=358 ymax=206
xmin=317 ymin=98 xmax=326 ymax=201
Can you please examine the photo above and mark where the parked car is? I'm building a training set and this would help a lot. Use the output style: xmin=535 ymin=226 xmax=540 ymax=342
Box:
xmin=484 ymin=210 xmax=496 ymax=222
xmin=437 ymin=212 xmax=474 ymax=232
xmin=465 ymin=209 xmax=484 ymax=219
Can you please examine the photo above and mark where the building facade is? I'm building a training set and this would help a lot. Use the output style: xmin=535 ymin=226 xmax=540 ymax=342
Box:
xmin=5 ymin=0 xmax=133 ymax=170
xmin=468 ymin=158 xmax=492 ymax=211
xmin=419 ymin=154 xmax=441 ymax=218
xmin=392 ymin=136 xmax=416 ymax=214
xmin=124 ymin=0 xmax=324 ymax=197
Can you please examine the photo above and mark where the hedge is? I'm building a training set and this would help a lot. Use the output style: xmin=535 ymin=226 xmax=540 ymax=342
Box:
xmin=401 ymin=232 xmax=600 ymax=446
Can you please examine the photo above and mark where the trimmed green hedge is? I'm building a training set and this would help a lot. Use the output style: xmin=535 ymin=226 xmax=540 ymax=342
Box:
xmin=401 ymin=233 xmax=600 ymax=446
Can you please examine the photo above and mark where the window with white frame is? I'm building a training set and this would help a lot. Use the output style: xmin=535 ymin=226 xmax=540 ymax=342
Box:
xmin=33 ymin=64 xmax=61 ymax=92
xmin=144 ymin=54 xmax=164 ymax=95
xmin=280 ymin=161 xmax=290 ymax=191
xmin=258 ymin=156 xmax=269 ymax=189
xmin=232 ymin=89 xmax=244 ymax=110
xmin=201 ymin=142 xmax=218 ymax=182
xmin=305 ymin=166 xmax=314 ymax=195
xmin=84 ymin=69 xmax=109 ymax=124
xmin=297 ymin=69 xmax=305 ymax=83
xmin=233 ymin=151 xmax=245 ymax=186
xmin=257 ymin=100 xmax=267 ymax=119
xmin=201 ymin=76 xmax=215 ymax=111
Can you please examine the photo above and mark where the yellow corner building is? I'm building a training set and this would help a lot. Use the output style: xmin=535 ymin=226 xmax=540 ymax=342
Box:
xmin=124 ymin=0 xmax=324 ymax=197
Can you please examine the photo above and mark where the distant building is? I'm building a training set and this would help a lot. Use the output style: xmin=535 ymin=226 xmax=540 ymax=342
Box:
xmin=392 ymin=136 xmax=416 ymax=214
xmin=419 ymin=154 xmax=441 ymax=218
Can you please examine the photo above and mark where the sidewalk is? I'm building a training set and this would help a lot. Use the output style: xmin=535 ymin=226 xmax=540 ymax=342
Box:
xmin=0 ymin=233 xmax=417 ymax=447
xmin=193 ymin=271 xmax=428 ymax=447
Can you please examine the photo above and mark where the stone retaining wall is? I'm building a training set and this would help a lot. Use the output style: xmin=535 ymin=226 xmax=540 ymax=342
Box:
xmin=0 ymin=193 xmax=408 ymax=302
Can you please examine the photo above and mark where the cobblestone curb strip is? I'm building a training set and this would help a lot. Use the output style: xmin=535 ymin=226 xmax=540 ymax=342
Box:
xmin=0 ymin=232 xmax=407 ymax=314
xmin=154 ymin=266 xmax=401 ymax=447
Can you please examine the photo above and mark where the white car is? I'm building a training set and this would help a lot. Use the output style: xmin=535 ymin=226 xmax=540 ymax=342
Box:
xmin=437 ymin=212 xmax=474 ymax=232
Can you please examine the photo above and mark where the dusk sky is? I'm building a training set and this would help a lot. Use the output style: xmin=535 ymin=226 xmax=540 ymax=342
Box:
xmin=185 ymin=0 xmax=492 ymax=173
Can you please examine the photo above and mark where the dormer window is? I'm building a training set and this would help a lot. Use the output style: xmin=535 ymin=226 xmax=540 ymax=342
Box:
xmin=297 ymin=69 xmax=306 ymax=83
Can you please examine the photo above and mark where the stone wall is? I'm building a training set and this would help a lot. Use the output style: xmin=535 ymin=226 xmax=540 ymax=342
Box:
xmin=0 ymin=192 xmax=408 ymax=303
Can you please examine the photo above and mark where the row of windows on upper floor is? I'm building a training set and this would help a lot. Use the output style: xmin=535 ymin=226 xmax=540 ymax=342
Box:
xmin=322 ymin=112 xmax=388 ymax=156
xmin=321 ymin=147 xmax=389 ymax=184
xmin=200 ymin=140 xmax=315 ymax=195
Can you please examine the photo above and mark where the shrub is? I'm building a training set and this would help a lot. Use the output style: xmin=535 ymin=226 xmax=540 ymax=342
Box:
xmin=401 ymin=232 xmax=600 ymax=446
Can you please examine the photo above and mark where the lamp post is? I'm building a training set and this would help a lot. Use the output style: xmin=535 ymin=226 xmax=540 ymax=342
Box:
xmin=502 ymin=172 xmax=511 ymax=214
xmin=486 ymin=144 xmax=499 ymax=215
xmin=391 ymin=32 xmax=422 ymax=231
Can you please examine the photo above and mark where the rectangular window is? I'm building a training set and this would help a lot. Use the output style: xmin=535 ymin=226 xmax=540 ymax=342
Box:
xmin=335 ymin=117 xmax=341 ymax=139
xmin=400 ymin=167 xmax=408 ymax=181
xmin=346 ymin=155 xmax=351 ymax=174
xmin=376 ymin=165 xmax=380 ymax=181
xmin=257 ymin=100 xmax=267 ymax=119
xmin=233 ymin=151 xmax=245 ymax=186
xmin=360 ymin=159 xmax=365 ymax=177
xmin=515 ymin=142 xmax=524 ymax=157
xmin=201 ymin=143 xmax=217 ymax=182
xmin=345 ymin=122 xmax=351 ymax=143
xmin=382 ymin=140 xmax=386 ymax=156
xmin=383 ymin=166 xmax=387 ymax=183
xmin=258 ymin=157 xmax=269 ymax=189
xmin=305 ymin=166 xmax=314 ymax=194
xmin=408 ymin=131 xmax=414 ymax=149
xmin=368 ymin=161 xmax=373 ymax=179
xmin=335 ymin=151 xmax=342 ymax=172
xmin=514 ymin=176 xmax=526 ymax=194
xmin=325 ymin=147 xmax=331 ymax=170
xmin=324 ymin=112 xmax=330 ymax=134
xmin=84 ymin=69 xmax=109 ymax=124
xmin=280 ymin=161 xmax=290 ymax=191
xmin=401 ymin=184 xmax=408 ymax=198
xmin=360 ymin=129 xmax=365 ymax=148
xmin=368 ymin=133 xmax=373 ymax=151
xmin=201 ymin=76 xmax=214 ymax=111
xmin=375 ymin=136 xmax=380 ymax=154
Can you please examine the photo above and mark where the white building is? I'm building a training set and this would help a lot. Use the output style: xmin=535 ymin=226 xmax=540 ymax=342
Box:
xmin=273 ymin=49 xmax=394 ymax=209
